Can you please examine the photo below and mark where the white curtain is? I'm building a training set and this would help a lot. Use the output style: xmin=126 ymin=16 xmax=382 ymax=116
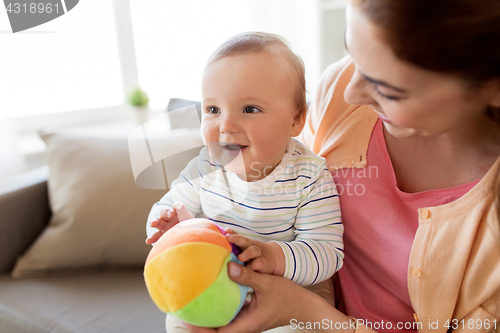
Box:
xmin=0 ymin=113 xmax=25 ymax=181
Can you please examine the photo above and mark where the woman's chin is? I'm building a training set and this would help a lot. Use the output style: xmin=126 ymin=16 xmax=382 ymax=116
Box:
xmin=383 ymin=122 xmax=419 ymax=139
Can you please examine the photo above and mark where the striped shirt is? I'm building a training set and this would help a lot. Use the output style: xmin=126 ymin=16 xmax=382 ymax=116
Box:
xmin=147 ymin=138 xmax=343 ymax=286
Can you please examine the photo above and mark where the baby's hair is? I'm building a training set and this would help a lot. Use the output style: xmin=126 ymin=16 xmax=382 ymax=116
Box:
xmin=206 ymin=32 xmax=307 ymax=117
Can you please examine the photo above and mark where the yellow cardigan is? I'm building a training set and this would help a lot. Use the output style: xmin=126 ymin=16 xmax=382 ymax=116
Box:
xmin=301 ymin=57 xmax=500 ymax=333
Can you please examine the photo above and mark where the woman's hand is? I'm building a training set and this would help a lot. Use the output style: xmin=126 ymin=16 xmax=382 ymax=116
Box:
xmin=184 ymin=262 xmax=356 ymax=333
xmin=184 ymin=262 xmax=305 ymax=333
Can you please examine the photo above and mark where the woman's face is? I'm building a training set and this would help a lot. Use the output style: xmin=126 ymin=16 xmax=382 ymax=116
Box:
xmin=344 ymin=4 xmax=498 ymax=138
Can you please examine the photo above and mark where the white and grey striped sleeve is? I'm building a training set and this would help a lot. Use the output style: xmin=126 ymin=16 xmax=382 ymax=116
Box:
xmin=275 ymin=161 xmax=343 ymax=286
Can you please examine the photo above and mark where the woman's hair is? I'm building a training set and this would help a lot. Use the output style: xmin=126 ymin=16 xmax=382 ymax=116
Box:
xmin=205 ymin=32 xmax=307 ymax=117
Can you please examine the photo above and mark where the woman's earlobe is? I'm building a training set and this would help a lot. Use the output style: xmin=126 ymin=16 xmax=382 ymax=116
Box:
xmin=487 ymin=80 xmax=500 ymax=107
xmin=490 ymin=93 xmax=500 ymax=108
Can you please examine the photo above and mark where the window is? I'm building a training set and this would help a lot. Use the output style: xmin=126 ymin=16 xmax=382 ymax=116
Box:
xmin=129 ymin=0 xmax=321 ymax=109
xmin=0 ymin=0 xmax=124 ymax=118
xmin=0 ymin=0 xmax=327 ymax=134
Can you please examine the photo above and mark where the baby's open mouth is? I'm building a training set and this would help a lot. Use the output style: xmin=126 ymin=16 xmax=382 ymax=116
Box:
xmin=222 ymin=143 xmax=247 ymax=151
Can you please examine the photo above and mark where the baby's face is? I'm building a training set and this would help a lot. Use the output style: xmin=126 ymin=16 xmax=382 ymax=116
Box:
xmin=201 ymin=51 xmax=305 ymax=181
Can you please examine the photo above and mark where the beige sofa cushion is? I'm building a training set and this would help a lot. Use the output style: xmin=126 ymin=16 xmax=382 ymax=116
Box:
xmin=0 ymin=270 xmax=166 ymax=333
xmin=12 ymin=129 xmax=202 ymax=278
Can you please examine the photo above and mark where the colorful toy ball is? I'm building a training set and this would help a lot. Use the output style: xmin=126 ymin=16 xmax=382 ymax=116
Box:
xmin=144 ymin=219 xmax=248 ymax=327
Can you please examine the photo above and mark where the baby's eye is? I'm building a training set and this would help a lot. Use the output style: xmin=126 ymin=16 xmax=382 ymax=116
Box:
xmin=243 ymin=106 xmax=261 ymax=114
xmin=206 ymin=106 xmax=220 ymax=114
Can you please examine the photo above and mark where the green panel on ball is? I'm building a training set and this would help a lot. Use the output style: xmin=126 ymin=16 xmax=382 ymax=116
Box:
xmin=172 ymin=255 xmax=241 ymax=327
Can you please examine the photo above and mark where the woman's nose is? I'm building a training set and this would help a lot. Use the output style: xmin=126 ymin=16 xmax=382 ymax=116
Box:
xmin=344 ymin=69 xmax=377 ymax=106
xmin=220 ymin=112 xmax=240 ymax=134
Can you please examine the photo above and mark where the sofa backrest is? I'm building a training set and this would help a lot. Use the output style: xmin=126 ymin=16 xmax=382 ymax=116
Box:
xmin=0 ymin=167 xmax=51 ymax=273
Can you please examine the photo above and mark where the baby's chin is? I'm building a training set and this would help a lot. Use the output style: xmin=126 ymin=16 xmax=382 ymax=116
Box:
xmin=225 ymin=164 xmax=250 ymax=178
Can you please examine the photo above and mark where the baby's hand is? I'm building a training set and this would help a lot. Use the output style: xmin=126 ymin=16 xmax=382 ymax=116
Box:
xmin=145 ymin=202 xmax=194 ymax=244
xmin=225 ymin=229 xmax=285 ymax=277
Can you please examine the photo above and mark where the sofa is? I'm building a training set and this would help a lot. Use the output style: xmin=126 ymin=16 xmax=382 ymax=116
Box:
xmin=0 ymin=100 xmax=204 ymax=333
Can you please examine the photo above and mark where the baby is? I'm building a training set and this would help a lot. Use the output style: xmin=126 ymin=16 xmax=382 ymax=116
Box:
xmin=146 ymin=32 xmax=343 ymax=329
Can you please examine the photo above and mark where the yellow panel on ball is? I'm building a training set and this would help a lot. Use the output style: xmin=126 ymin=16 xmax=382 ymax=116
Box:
xmin=144 ymin=242 xmax=230 ymax=313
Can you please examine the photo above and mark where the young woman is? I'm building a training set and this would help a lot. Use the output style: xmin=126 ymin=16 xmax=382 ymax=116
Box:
xmin=186 ymin=0 xmax=500 ymax=332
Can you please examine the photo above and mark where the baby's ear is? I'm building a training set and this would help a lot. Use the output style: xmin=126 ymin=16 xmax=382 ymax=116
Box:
xmin=291 ymin=108 xmax=307 ymax=137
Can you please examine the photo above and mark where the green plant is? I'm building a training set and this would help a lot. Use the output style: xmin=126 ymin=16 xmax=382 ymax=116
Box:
xmin=129 ymin=88 xmax=149 ymax=107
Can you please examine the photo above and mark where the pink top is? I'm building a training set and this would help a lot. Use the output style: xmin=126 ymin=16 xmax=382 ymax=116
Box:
xmin=333 ymin=119 xmax=479 ymax=332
